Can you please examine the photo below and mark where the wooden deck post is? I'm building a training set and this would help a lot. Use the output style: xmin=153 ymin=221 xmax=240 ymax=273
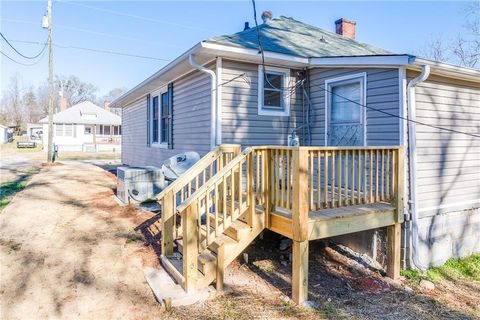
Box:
xmin=291 ymin=147 xmax=309 ymax=305
xmin=394 ymin=147 xmax=405 ymax=223
xmin=182 ymin=203 xmax=198 ymax=293
xmin=263 ymin=149 xmax=272 ymax=227
xmin=246 ymin=151 xmax=255 ymax=228
xmin=386 ymin=147 xmax=404 ymax=280
xmin=292 ymin=240 xmax=309 ymax=305
xmin=292 ymin=147 xmax=309 ymax=242
xmin=161 ymin=190 xmax=174 ymax=256
xmin=216 ymin=244 xmax=225 ymax=291
xmin=386 ymin=223 xmax=401 ymax=279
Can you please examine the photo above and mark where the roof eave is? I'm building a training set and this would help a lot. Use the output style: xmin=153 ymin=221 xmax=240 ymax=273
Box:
xmin=309 ymin=54 xmax=414 ymax=67
xmin=409 ymin=57 xmax=480 ymax=83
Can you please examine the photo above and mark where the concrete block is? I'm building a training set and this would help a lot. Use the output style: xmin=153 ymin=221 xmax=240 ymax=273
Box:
xmin=144 ymin=267 xmax=212 ymax=307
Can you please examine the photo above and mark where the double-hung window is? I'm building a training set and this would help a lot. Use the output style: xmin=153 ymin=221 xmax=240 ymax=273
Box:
xmin=149 ymin=84 xmax=172 ymax=148
xmin=258 ymin=66 xmax=290 ymax=116
xmin=325 ymin=73 xmax=366 ymax=146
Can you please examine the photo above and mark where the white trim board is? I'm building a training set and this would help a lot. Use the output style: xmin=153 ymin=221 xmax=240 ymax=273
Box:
xmin=257 ymin=65 xmax=291 ymax=117
xmin=216 ymin=57 xmax=223 ymax=145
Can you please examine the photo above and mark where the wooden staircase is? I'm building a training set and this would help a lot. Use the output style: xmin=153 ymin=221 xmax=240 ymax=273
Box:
xmin=157 ymin=145 xmax=266 ymax=293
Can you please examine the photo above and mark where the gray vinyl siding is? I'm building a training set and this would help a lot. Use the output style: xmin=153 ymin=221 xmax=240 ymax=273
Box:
xmin=122 ymin=68 xmax=212 ymax=167
xmin=409 ymin=72 xmax=480 ymax=217
xmin=220 ymin=59 xmax=303 ymax=146
xmin=309 ymin=68 xmax=400 ymax=146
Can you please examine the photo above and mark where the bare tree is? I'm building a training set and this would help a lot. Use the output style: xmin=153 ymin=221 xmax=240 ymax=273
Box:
xmin=419 ymin=3 xmax=480 ymax=68
xmin=103 ymin=87 xmax=127 ymax=102
xmin=1 ymin=75 xmax=25 ymax=130
xmin=55 ymin=75 xmax=98 ymax=107
xmin=23 ymin=87 xmax=43 ymax=123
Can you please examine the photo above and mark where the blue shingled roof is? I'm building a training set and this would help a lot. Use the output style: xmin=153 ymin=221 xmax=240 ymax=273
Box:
xmin=205 ymin=16 xmax=392 ymax=58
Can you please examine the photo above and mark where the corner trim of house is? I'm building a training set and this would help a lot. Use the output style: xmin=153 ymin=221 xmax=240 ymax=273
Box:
xmin=323 ymin=72 xmax=367 ymax=147
xmin=216 ymin=57 xmax=223 ymax=145
xmin=398 ymin=67 xmax=407 ymax=146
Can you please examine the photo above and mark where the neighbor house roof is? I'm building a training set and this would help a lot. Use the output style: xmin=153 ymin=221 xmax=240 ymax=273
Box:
xmin=39 ymin=101 xmax=121 ymax=125
xmin=206 ymin=16 xmax=391 ymax=58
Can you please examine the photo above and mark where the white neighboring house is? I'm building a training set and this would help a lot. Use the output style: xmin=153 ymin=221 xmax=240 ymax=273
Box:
xmin=0 ymin=125 xmax=13 ymax=144
xmin=39 ymin=101 xmax=122 ymax=152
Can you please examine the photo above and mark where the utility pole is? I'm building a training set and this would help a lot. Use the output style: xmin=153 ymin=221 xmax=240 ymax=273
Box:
xmin=46 ymin=0 xmax=54 ymax=162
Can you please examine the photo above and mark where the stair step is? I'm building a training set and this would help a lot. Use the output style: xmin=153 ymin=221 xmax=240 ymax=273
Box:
xmin=223 ymin=220 xmax=251 ymax=241
xmin=198 ymin=251 xmax=217 ymax=275
xmin=209 ymin=234 xmax=238 ymax=254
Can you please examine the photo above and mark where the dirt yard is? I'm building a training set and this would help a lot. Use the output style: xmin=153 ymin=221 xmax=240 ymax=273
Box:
xmin=1 ymin=161 xmax=478 ymax=319
xmin=0 ymin=162 xmax=163 ymax=319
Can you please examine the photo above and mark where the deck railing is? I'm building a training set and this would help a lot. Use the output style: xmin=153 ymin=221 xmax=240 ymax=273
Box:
xmin=157 ymin=144 xmax=241 ymax=255
xmin=252 ymin=146 xmax=403 ymax=213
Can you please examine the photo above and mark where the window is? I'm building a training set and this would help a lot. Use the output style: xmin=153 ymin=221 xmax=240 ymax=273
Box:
xmin=160 ymin=92 xmax=170 ymax=143
xmin=103 ymin=125 xmax=111 ymax=136
xmin=325 ymin=73 xmax=366 ymax=146
xmin=258 ymin=66 xmax=290 ymax=116
xmin=64 ymin=124 xmax=73 ymax=136
xmin=152 ymin=96 xmax=159 ymax=143
xmin=55 ymin=124 xmax=63 ymax=136
xmin=149 ymin=85 xmax=172 ymax=147
xmin=113 ymin=125 xmax=120 ymax=136
xmin=84 ymin=126 xmax=92 ymax=135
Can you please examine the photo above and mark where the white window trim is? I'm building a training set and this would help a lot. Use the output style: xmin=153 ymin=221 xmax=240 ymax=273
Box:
xmin=324 ymin=72 xmax=367 ymax=146
xmin=150 ymin=86 xmax=169 ymax=149
xmin=257 ymin=65 xmax=291 ymax=116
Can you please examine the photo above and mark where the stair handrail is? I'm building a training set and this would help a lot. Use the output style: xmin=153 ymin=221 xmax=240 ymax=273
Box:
xmin=158 ymin=144 xmax=241 ymax=256
xmin=176 ymin=147 xmax=253 ymax=214
xmin=156 ymin=144 xmax=241 ymax=202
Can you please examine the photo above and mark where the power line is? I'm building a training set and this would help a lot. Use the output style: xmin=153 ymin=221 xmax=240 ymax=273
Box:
xmin=0 ymin=50 xmax=46 ymax=66
xmin=0 ymin=32 xmax=47 ymax=59
xmin=1 ymin=18 xmax=180 ymax=49
xmin=8 ymin=39 xmax=172 ymax=62
xmin=57 ymin=0 xmax=213 ymax=32
xmin=249 ymin=0 xmax=479 ymax=139
xmin=310 ymin=81 xmax=480 ymax=138
xmin=52 ymin=43 xmax=172 ymax=62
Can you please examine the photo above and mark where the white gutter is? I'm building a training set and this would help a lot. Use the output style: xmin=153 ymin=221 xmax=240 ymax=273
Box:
xmin=406 ymin=65 xmax=430 ymax=271
xmin=189 ymin=54 xmax=217 ymax=149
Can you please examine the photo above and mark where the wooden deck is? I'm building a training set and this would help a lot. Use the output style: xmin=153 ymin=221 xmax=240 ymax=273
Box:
xmin=269 ymin=202 xmax=398 ymax=240
xmin=156 ymin=144 xmax=404 ymax=305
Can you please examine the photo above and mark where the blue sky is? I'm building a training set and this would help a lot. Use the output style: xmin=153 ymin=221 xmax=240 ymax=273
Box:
xmin=0 ymin=1 xmax=472 ymax=97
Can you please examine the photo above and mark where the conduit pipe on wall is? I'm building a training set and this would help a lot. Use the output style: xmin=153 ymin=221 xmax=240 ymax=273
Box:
xmin=188 ymin=54 xmax=217 ymax=149
xmin=406 ymin=65 xmax=431 ymax=271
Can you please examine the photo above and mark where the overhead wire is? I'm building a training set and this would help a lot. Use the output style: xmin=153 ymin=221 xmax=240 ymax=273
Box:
xmin=250 ymin=0 xmax=479 ymax=139
xmin=6 ymin=39 xmax=172 ymax=62
xmin=0 ymin=50 xmax=46 ymax=66
xmin=0 ymin=32 xmax=48 ymax=59
xmin=56 ymin=0 xmax=213 ymax=32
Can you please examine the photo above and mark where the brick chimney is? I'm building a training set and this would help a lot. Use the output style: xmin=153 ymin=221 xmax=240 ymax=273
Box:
xmin=104 ymin=100 xmax=111 ymax=112
xmin=59 ymin=96 xmax=67 ymax=112
xmin=335 ymin=18 xmax=356 ymax=40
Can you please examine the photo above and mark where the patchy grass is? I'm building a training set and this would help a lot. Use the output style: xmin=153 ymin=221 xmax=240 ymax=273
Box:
xmin=0 ymin=166 xmax=40 ymax=211
xmin=0 ymin=136 xmax=43 ymax=153
xmin=402 ymin=254 xmax=480 ymax=283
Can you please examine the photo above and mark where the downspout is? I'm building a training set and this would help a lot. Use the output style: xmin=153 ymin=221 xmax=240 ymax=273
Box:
xmin=406 ymin=65 xmax=430 ymax=270
xmin=188 ymin=54 xmax=217 ymax=149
